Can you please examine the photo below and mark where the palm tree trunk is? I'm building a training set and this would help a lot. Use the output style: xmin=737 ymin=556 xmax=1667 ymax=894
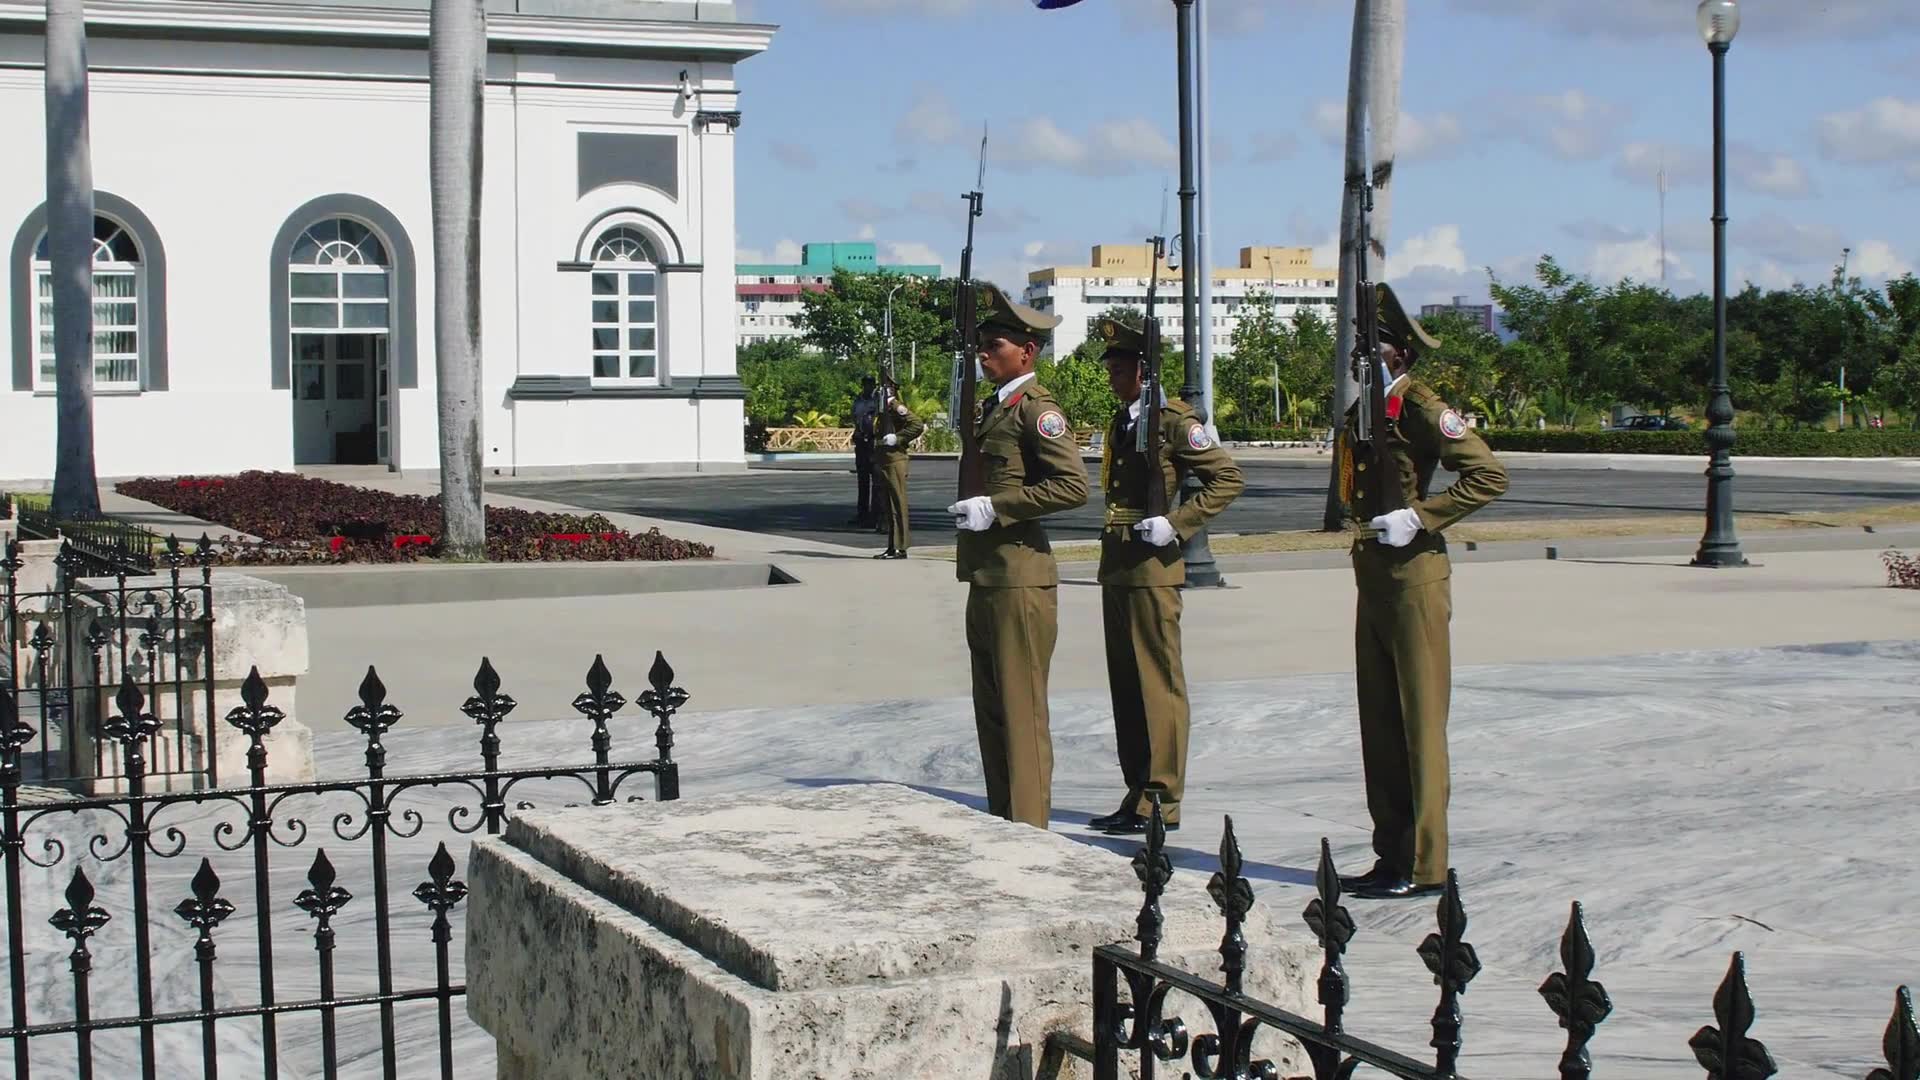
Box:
xmin=428 ymin=0 xmax=486 ymax=559
xmin=46 ymin=0 xmax=100 ymax=518
xmin=1321 ymin=0 xmax=1404 ymax=531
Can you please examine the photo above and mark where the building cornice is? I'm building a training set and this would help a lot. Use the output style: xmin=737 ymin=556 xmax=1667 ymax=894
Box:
xmin=0 ymin=1 xmax=777 ymax=61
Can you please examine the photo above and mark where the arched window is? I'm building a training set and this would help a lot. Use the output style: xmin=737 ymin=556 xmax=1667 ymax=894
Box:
xmin=31 ymin=217 xmax=142 ymax=390
xmin=589 ymin=225 xmax=660 ymax=383
xmin=289 ymin=218 xmax=391 ymax=331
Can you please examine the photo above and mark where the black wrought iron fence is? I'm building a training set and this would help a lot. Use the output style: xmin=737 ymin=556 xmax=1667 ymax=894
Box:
xmin=1050 ymin=799 xmax=1920 ymax=1079
xmin=2 ymin=536 xmax=217 ymax=789
xmin=0 ymin=650 xmax=689 ymax=1080
xmin=15 ymin=506 xmax=160 ymax=577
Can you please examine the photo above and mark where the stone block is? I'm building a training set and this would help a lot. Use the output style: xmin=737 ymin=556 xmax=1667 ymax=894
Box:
xmin=467 ymin=784 xmax=1314 ymax=1079
xmin=46 ymin=572 xmax=314 ymax=792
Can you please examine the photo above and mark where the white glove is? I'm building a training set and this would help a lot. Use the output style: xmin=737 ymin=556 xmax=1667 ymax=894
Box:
xmin=947 ymin=496 xmax=997 ymax=532
xmin=1368 ymin=507 xmax=1424 ymax=548
xmin=1133 ymin=516 xmax=1177 ymax=547
xmin=881 ymin=434 xmax=898 ymax=447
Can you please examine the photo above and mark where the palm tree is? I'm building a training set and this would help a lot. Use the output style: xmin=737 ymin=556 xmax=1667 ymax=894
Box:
xmin=45 ymin=0 xmax=100 ymax=518
xmin=428 ymin=0 xmax=486 ymax=559
xmin=1322 ymin=0 xmax=1404 ymax=531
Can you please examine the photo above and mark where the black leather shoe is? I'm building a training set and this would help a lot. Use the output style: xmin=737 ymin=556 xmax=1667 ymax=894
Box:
xmin=1337 ymin=860 xmax=1400 ymax=893
xmin=1100 ymin=812 xmax=1180 ymax=836
xmin=1087 ymin=799 xmax=1137 ymax=831
xmin=873 ymin=548 xmax=897 ymax=559
xmin=890 ymin=550 xmax=909 ymax=560
xmin=1351 ymin=876 xmax=1444 ymax=901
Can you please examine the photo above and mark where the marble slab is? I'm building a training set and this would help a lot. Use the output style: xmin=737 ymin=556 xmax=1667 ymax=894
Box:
xmin=0 ymin=638 xmax=1912 ymax=1078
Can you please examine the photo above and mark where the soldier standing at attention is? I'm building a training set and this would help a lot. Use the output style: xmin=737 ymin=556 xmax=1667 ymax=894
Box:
xmin=947 ymin=283 xmax=1089 ymax=828
xmin=1086 ymin=317 xmax=1244 ymax=836
xmin=873 ymin=388 xmax=925 ymax=559
xmin=1336 ymin=284 xmax=1508 ymax=900
xmin=849 ymin=375 xmax=881 ymax=529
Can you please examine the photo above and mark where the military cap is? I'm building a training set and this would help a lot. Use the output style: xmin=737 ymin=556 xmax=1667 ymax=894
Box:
xmin=977 ymin=282 xmax=1062 ymax=338
xmin=1095 ymin=316 xmax=1148 ymax=360
xmin=1376 ymin=282 xmax=1441 ymax=352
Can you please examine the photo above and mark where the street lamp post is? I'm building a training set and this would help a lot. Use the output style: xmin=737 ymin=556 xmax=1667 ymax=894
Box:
xmin=1691 ymin=0 xmax=1748 ymax=569
xmin=1171 ymin=0 xmax=1224 ymax=587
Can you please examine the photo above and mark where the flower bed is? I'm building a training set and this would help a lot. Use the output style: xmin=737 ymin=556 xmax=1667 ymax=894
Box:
xmin=115 ymin=471 xmax=713 ymax=564
xmin=1886 ymin=550 xmax=1920 ymax=590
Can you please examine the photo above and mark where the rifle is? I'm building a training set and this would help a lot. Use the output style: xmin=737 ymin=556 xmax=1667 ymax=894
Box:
xmin=878 ymin=306 xmax=899 ymax=441
xmin=956 ymin=125 xmax=988 ymax=499
xmin=1349 ymin=110 xmax=1408 ymax=526
xmin=1137 ymin=234 xmax=1169 ymax=518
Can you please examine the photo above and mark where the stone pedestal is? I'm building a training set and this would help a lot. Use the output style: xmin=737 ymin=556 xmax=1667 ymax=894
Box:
xmin=68 ymin=572 xmax=315 ymax=791
xmin=467 ymin=784 xmax=1314 ymax=1080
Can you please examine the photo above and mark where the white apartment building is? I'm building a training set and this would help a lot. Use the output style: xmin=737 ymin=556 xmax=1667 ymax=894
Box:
xmin=2 ymin=0 xmax=771 ymax=480
xmin=1024 ymin=244 xmax=1339 ymax=358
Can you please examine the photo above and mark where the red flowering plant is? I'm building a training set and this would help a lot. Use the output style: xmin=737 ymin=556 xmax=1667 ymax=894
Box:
xmin=116 ymin=471 xmax=712 ymax=565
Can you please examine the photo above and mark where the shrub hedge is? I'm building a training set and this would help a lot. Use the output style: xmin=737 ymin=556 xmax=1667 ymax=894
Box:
xmin=1478 ymin=430 xmax=1920 ymax=457
xmin=115 ymin=471 xmax=713 ymax=565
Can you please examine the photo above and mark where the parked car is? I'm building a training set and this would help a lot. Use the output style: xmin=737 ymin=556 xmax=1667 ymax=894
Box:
xmin=1616 ymin=415 xmax=1692 ymax=432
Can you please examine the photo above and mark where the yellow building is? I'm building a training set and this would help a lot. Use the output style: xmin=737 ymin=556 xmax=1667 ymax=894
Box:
xmin=1024 ymin=245 xmax=1338 ymax=356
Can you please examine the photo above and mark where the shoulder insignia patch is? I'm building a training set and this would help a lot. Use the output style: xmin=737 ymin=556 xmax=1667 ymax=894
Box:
xmin=1385 ymin=396 xmax=1404 ymax=421
xmin=1036 ymin=410 xmax=1068 ymax=439
xmin=1186 ymin=423 xmax=1212 ymax=450
xmin=1439 ymin=409 xmax=1468 ymax=440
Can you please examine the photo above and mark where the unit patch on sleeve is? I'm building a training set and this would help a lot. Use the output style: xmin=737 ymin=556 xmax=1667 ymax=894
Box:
xmin=1186 ymin=423 xmax=1212 ymax=450
xmin=1438 ymin=409 xmax=1468 ymax=440
xmin=1036 ymin=410 xmax=1068 ymax=439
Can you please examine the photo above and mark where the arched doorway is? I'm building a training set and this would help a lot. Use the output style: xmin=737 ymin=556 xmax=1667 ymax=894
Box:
xmin=286 ymin=218 xmax=392 ymax=465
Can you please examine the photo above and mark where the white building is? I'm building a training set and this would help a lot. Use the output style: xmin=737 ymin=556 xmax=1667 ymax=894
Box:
xmin=1024 ymin=244 xmax=1339 ymax=358
xmin=1 ymin=0 xmax=772 ymax=480
xmin=735 ymin=241 xmax=939 ymax=350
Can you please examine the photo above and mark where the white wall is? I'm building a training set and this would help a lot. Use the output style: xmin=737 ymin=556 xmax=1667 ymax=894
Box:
xmin=0 ymin=20 xmax=755 ymax=482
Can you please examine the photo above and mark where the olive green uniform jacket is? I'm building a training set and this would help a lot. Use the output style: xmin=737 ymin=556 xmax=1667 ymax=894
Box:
xmin=956 ymin=380 xmax=1089 ymax=827
xmin=1339 ymin=376 xmax=1508 ymax=884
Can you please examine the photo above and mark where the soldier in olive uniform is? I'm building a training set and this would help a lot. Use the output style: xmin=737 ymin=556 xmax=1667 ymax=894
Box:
xmin=873 ymin=389 xmax=926 ymax=559
xmin=947 ymin=283 xmax=1091 ymax=828
xmin=1336 ymin=284 xmax=1509 ymax=900
xmin=1087 ymin=317 xmax=1245 ymax=836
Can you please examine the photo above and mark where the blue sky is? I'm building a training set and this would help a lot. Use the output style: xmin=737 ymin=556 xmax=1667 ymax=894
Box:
xmin=729 ymin=0 xmax=1920 ymax=309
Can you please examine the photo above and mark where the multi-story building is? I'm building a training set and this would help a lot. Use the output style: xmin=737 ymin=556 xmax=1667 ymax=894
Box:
xmin=1023 ymin=244 xmax=1338 ymax=358
xmin=735 ymin=241 xmax=939 ymax=349
xmin=1420 ymin=295 xmax=1497 ymax=334
xmin=1 ymin=0 xmax=772 ymax=479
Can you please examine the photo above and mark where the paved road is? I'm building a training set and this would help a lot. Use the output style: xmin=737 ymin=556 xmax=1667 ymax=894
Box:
xmin=497 ymin=456 xmax=1920 ymax=551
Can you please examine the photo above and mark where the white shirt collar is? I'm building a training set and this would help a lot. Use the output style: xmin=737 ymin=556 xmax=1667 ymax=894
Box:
xmin=1126 ymin=387 xmax=1170 ymax=420
xmin=996 ymin=371 xmax=1037 ymax=402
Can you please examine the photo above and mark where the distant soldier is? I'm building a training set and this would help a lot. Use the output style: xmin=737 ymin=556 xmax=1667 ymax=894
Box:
xmin=850 ymin=375 xmax=881 ymax=528
xmin=1087 ymin=317 xmax=1244 ymax=836
xmin=873 ymin=389 xmax=925 ymax=559
xmin=948 ymin=283 xmax=1090 ymax=828
xmin=1337 ymin=284 xmax=1508 ymax=900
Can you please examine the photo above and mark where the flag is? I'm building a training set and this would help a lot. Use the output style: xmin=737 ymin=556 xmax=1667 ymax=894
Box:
xmin=1032 ymin=0 xmax=1089 ymax=8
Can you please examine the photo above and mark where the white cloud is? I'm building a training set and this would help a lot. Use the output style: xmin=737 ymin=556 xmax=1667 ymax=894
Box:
xmin=1587 ymin=235 xmax=1683 ymax=284
xmin=1392 ymin=225 xmax=1468 ymax=275
xmin=1311 ymin=102 xmax=1468 ymax=161
xmin=856 ymin=224 xmax=877 ymax=241
xmin=1851 ymin=240 xmax=1913 ymax=279
xmin=839 ymin=198 xmax=896 ymax=222
xmin=895 ymin=88 xmax=963 ymax=147
xmin=737 ymin=238 xmax=803 ymax=265
xmin=1817 ymin=97 xmax=1920 ymax=163
xmin=1615 ymin=141 xmax=1814 ymax=198
xmin=884 ymin=241 xmax=945 ymax=269
xmin=1450 ymin=0 xmax=1920 ymax=41
xmin=769 ymin=142 xmax=816 ymax=170
xmin=1740 ymin=216 xmax=1845 ymax=267
xmin=1001 ymin=115 xmax=1177 ymax=176
xmin=1497 ymin=89 xmax=1630 ymax=161
xmin=1732 ymin=259 xmax=1799 ymax=291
